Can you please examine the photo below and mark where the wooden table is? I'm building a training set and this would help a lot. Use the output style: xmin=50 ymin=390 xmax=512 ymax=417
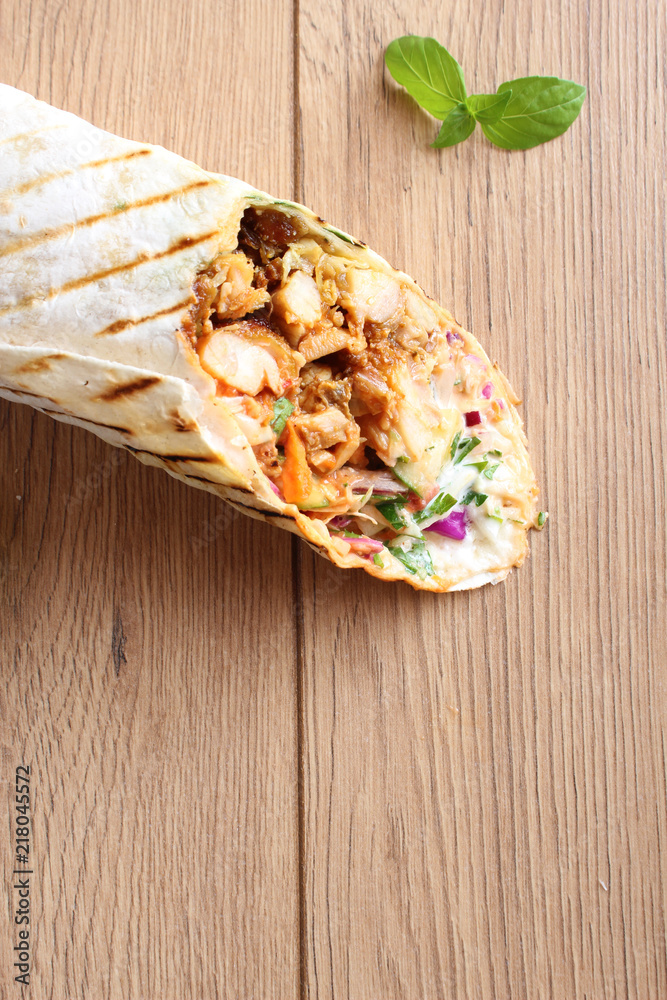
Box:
xmin=1 ymin=1 xmax=665 ymax=997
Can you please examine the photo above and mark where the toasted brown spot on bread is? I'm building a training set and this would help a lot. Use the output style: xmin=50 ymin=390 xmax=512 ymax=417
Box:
xmin=97 ymin=376 xmax=161 ymax=401
xmin=16 ymin=353 xmax=65 ymax=373
xmin=0 ymin=180 xmax=213 ymax=258
xmin=95 ymin=297 xmax=195 ymax=336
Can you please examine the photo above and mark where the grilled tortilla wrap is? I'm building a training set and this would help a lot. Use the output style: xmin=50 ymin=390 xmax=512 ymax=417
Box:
xmin=0 ymin=84 xmax=541 ymax=591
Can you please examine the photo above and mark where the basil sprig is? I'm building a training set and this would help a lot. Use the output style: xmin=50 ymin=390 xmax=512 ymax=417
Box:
xmin=385 ymin=36 xmax=586 ymax=150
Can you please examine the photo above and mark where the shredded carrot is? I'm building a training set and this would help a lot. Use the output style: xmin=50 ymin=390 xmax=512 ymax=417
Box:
xmin=282 ymin=421 xmax=314 ymax=504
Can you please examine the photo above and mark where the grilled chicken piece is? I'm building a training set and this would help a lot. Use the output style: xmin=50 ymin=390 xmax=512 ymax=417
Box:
xmin=337 ymin=268 xmax=403 ymax=329
xmin=348 ymin=363 xmax=394 ymax=416
xmin=197 ymin=319 xmax=303 ymax=396
xmin=299 ymin=324 xmax=361 ymax=362
xmin=294 ymin=408 xmax=361 ymax=473
xmin=271 ymin=270 xmax=323 ymax=346
xmin=298 ymin=365 xmax=353 ymax=416
xmin=212 ymin=254 xmax=269 ymax=319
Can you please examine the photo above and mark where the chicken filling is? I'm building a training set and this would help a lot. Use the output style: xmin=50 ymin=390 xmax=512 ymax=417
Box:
xmin=187 ymin=207 xmax=536 ymax=576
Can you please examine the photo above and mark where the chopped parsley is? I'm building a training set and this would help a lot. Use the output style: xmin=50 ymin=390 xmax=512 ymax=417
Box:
xmin=466 ymin=460 xmax=488 ymax=473
xmin=414 ymin=491 xmax=456 ymax=524
xmin=461 ymin=491 xmax=488 ymax=507
xmin=270 ymin=397 xmax=294 ymax=436
xmin=376 ymin=498 xmax=408 ymax=531
xmin=451 ymin=434 xmax=482 ymax=465
xmin=387 ymin=538 xmax=434 ymax=579
xmin=482 ymin=463 xmax=500 ymax=480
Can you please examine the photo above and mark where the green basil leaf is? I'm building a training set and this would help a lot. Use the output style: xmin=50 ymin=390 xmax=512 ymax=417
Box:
xmin=388 ymin=539 xmax=434 ymax=579
xmin=385 ymin=36 xmax=467 ymax=119
xmin=431 ymin=104 xmax=476 ymax=148
xmin=481 ymin=76 xmax=586 ymax=150
xmin=466 ymin=91 xmax=511 ymax=124
xmin=270 ymin=397 xmax=294 ymax=436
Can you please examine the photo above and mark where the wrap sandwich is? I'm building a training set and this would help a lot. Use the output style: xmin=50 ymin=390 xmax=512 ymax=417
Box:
xmin=0 ymin=85 xmax=541 ymax=592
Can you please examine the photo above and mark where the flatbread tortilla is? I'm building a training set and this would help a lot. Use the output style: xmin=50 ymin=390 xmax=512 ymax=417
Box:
xmin=0 ymin=84 xmax=542 ymax=591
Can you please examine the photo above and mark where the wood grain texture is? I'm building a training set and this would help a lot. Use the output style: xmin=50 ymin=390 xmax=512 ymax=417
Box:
xmin=0 ymin=2 xmax=300 ymax=999
xmin=1 ymin=0 xmax=666 ymax=998
xmin=296 ymin=1 xmax=666 ymax=998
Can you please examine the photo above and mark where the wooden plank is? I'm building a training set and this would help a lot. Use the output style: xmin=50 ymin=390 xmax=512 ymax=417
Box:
xmin=297 ymin=1 xmax=666 ymax=998
xmin=0 ymin=1 xmax=299 ymax=998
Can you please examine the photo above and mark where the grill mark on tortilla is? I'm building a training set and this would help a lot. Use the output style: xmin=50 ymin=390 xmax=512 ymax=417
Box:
xmin=0 ymin=387 xmax=134 ymax=434
xmin=0 ymin=230 xmax=219 ymax=315
xmin=97 ymin=376 xmax=161 ymax=401
xmin=161 ymin=454 xmax=218 ymax=463
xmin=0 ymin=180 xmax=214 ymax=258
xmin=125 ymin=445 xmax=218 ymax=463
xmin=16 ymin=353 xmax=65 ymax=373
xmin=0 ymin=124 xmax=68 ymax=149
xmin=0 ymin=148 xmax=152 ymax=199
xmin=170 ymin=410 xmax=198 ymax=433
xmin=72 ymin=416 xmax=134 ymax=435
xmin=95 ymin=297 xmax=195 ymax=336
xmin=230 ymin=502 xmax=287 ymax=519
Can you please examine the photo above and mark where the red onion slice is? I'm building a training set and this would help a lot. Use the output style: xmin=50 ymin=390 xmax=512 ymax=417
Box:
xmin=426 ymin=511 xmax=467 ymax=540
